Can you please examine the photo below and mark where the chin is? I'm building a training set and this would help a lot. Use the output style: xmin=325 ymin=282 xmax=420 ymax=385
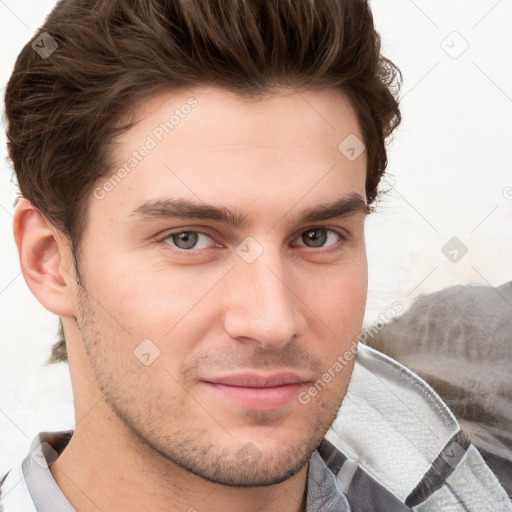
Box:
xmin=177 ymin=444 xmax=312 ymax=488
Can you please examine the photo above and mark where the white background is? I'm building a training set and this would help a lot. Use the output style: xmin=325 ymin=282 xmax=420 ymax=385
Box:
xmin=1 ymin=0 xmax=511 ymax=473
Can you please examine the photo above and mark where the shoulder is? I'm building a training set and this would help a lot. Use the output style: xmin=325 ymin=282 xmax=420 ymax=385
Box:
xmin=0 ymin=430 xmax=74 ymax=512
xmin=323 ymin=344 xmax=512 ymax=511
xmin=0 ymin=463 xmax=38 ymax=512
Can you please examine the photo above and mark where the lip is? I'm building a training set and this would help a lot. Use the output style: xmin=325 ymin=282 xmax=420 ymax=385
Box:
xmin=205 ymin=371 xmax=308 ymax=388
xmin=201 ymin=371 xmax=310 ymax=410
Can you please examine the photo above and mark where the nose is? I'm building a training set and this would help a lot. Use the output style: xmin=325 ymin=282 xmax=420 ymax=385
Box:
xmin=222 ymin=251 xmax=300 ymax=350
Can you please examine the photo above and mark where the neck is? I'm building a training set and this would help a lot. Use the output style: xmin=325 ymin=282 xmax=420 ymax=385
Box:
xmin=50 ymin=411 xmax=308 ymax=512
xmin=51 ymin=326 xmax=308 ymax=512
xmin=50 ymin=418 xmax=308 ymax=512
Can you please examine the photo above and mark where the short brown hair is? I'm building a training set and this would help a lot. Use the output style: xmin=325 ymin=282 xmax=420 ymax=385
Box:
xmin=5 ymin=0 xmax=401 ymax=249
xmin=5 ymin=0 xmax=401 ymax=362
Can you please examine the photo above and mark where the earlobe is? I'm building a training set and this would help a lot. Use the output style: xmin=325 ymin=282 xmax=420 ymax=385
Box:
xmin=13 ymin=199 xmax=76 ymax=317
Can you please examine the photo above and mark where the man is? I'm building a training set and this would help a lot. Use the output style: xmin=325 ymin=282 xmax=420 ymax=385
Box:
xmin=1 ymin=0 xmax=509 ymax=511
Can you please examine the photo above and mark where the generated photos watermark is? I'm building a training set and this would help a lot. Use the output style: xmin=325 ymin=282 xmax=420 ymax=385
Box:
xmin=93 ymin=97 xmax=198 ymax=200
xmin=298 ymin=301 xmax=403 ymax=405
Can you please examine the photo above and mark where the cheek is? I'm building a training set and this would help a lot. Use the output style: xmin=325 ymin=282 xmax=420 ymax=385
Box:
xmin=79 ymin=248 xmax=224 ymax=350
xmin=295 ymin=256 xmax=367 ymax=326
xmin=293 ymin=257 xmax=367 ymax=370
xmin=80 ymin=227 xmax=367 ymax=349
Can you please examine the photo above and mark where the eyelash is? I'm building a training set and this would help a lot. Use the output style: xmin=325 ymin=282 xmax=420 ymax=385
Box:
xmin=156 ymin=227 xmax=347 ymax=256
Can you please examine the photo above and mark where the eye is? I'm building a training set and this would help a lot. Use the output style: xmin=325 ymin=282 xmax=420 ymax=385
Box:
xmin=162 ymin=230 xmax=215 ymax=251
xmin=294 ymin=228 xmax=344 ymax=249
xmin=158 ymin=227 xmax=345 ymax=254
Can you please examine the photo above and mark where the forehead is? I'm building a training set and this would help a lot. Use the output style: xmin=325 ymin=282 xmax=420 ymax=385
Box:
xmin=90 ymin=85 xmax=367 ymax=226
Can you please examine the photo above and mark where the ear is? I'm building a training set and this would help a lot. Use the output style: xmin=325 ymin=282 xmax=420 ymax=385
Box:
xmin=13 ymin=199 xmax=77 ymax=317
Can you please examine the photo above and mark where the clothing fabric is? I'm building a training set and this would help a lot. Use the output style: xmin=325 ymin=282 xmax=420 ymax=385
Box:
xmin=1 ymin=344 xmax=510 ymax=511
xmin=0 ymin=431 xmax=351 ymax=512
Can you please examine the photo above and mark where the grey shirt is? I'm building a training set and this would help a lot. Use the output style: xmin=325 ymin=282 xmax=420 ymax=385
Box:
xmin=0 ymin=430 xmax=351 ymax=512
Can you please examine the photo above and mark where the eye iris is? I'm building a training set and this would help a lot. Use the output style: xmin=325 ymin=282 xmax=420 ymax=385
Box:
xmin=302 ymin=229 xmax=327 ymax=247
xmin=172 ymin=231 xmax=198 ymax=249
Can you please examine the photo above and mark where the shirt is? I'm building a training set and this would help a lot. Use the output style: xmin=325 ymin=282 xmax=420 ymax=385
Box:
xmin=0 ymin=430 xmax=352 ymax=512
xmin=2 ymin=344 xmax=510 ymax=511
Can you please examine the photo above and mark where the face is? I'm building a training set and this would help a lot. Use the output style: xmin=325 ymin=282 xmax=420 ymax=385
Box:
xmin=74 ymin=86 xmax=368 ymax=486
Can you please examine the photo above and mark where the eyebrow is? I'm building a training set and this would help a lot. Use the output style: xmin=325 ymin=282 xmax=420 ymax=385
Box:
xmin=130 ymin=192 xmax=369 ymax=228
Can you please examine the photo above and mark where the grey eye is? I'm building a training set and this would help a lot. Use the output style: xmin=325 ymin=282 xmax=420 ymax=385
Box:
xmin=301 ymin=229 xmax=328 ymax=247
xmin=171 ymin=231 xmax=200 ymax=250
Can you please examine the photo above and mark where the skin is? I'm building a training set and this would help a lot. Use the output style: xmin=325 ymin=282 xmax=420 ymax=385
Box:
xmin=14 ymin=85 xmax=368 ymax=512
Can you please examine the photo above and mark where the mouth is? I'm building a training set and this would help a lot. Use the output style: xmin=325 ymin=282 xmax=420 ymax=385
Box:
xmin=200 ymin=371 xmax=311 ymax=410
